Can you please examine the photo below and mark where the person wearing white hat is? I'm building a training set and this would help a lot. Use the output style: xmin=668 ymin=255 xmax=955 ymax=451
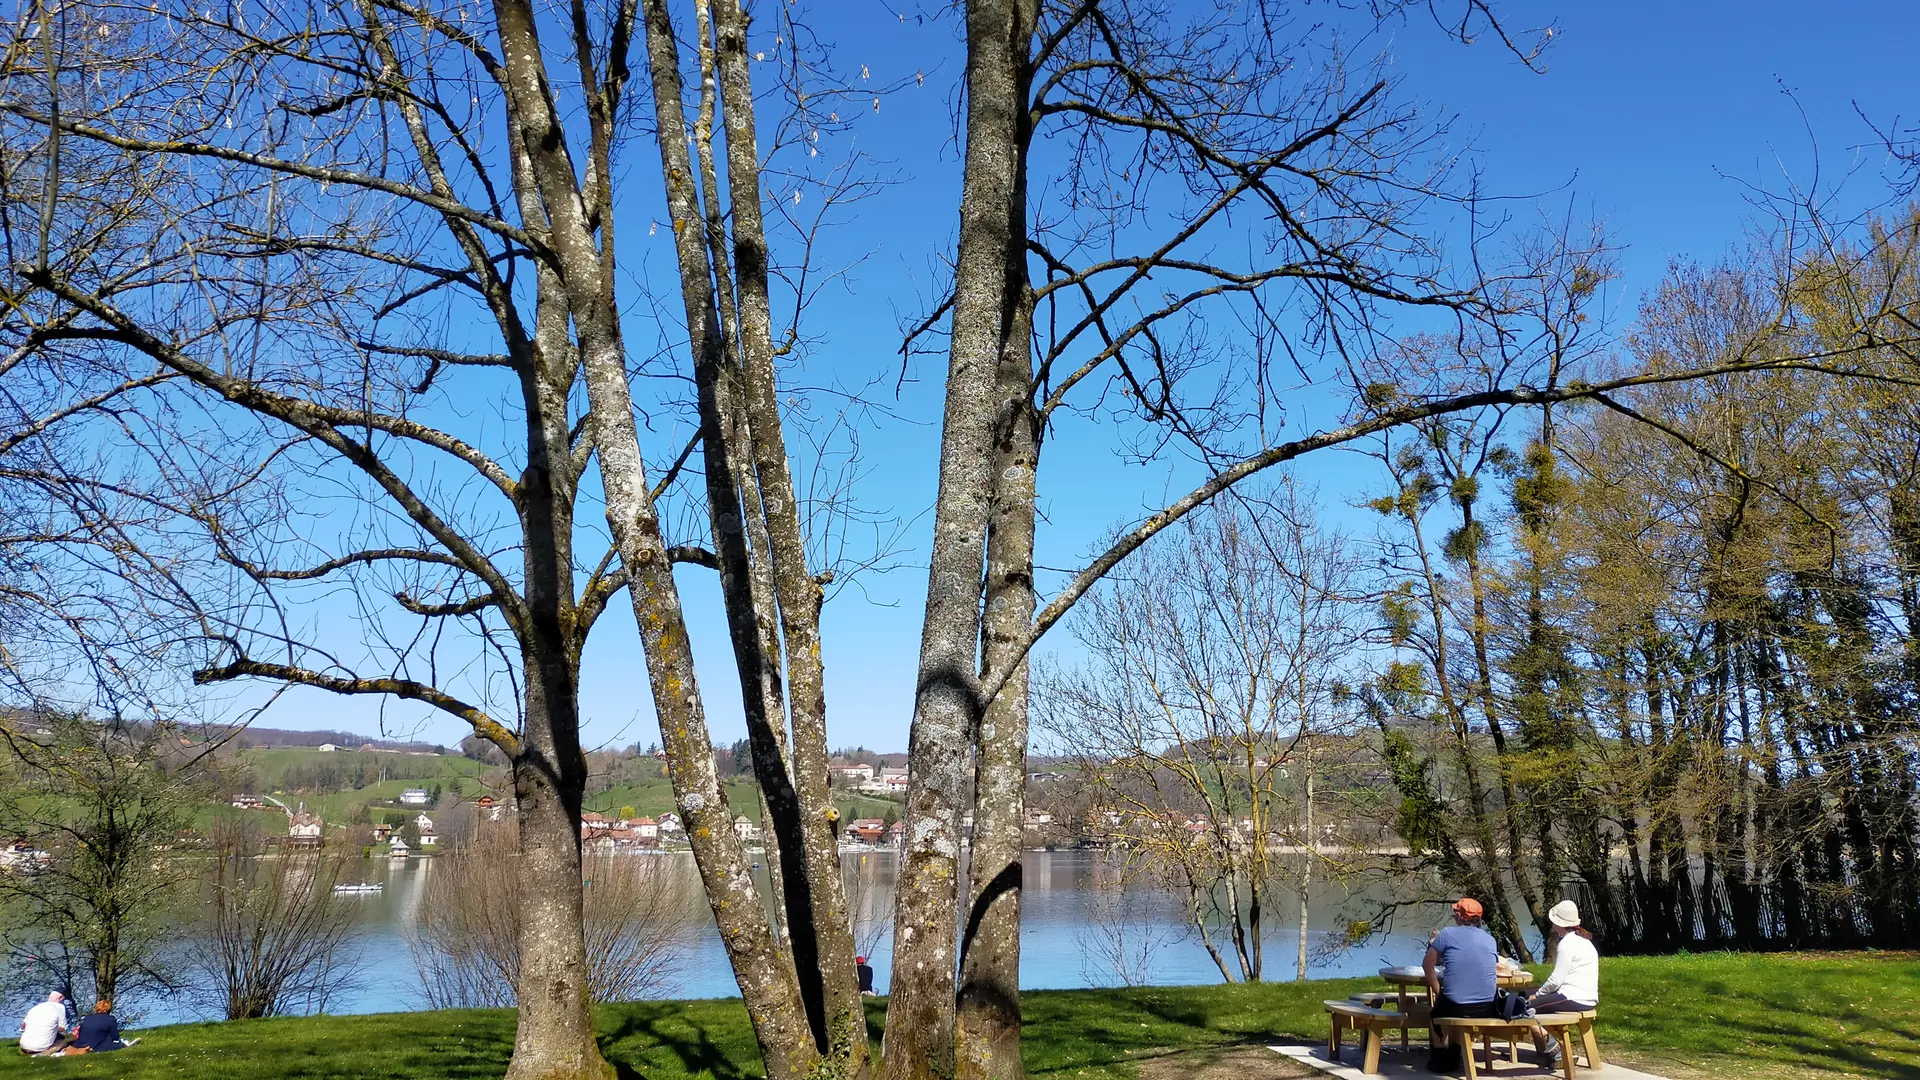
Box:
xmin=1528 ymin=900 xmax=1600 ymax=1065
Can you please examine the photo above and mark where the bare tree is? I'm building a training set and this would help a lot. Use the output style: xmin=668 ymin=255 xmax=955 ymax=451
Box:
xmin=409 ymin=829 xmax=694 ymax=1010
xmin=0 ymin=0 xmax=889 ymax=1070
xmin=1074 ymin=856 xmax=1181 ymax=988
xmin=191 ymin=820 xmax=360 ymax=1020
xmin=892 ymin=3 xmax=1558 ymax=1074
xmin=1038 ymin=487 xmax=1363 ymax=983
xmin=1 ymin=0 xmax=895 ymax=1068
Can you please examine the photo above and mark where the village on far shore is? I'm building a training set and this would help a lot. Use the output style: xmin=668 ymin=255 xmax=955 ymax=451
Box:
xmin=131 ymin=728 xmax=1399 ymax=867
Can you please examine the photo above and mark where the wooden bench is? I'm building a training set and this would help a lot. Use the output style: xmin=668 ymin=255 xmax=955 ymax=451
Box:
xmin=1568 ymin=1010 xmax=1602 ymax=1069
xmin=1323 ymin=1000 xmax=1412 ymax=1074
xmin=1350 ymin=990 xmax=1431 ymax=1051
xmin=1433 ymin=1012 xmax=1584 ymax=1080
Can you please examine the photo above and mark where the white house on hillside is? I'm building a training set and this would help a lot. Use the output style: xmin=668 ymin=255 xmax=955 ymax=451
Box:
xmin=858 ymin=767 xmax=909 ymax=795
xmin=400 ymin=789 xmax=430 ymax=806
xmin=830 ymin=762 xmax=874 ymax=784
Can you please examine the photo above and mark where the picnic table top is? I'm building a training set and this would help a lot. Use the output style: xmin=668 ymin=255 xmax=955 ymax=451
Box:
xmin=1378 ymin=965 xmax=1534 ymax=988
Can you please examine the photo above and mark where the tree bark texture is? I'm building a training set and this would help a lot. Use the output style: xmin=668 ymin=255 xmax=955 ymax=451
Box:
xmin=487 ymin=0 xmax=821 ymax=1074
xmin=633 ymin=0 xmax=863 ymax=1070
xmin=503 ymin=238 xmax=610 ymax=1077
xmin=882 ymin=1 xmax=1036 ymax=1077
xmin=955 ymin=278 xmax=1037 ymax=1080
xmin=508 ymin=677 xmax=608 ymax=1080
xmin=710 ymin=0 xmax=865 ymax=1059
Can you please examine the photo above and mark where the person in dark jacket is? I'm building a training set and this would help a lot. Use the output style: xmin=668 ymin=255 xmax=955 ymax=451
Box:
xmin=855 ymin=956 xmax=876 ymax=996
xmin=63 ymin=1000 xmax=128 ymax=1055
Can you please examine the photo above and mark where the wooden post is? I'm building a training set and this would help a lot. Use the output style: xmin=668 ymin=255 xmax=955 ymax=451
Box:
xmin=1579 ymin=1015 xmax=1603 ymax=1069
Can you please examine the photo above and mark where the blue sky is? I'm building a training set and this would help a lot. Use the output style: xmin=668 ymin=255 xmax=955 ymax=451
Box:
xmin=242 ymin=0 xmax=1920 ymax=752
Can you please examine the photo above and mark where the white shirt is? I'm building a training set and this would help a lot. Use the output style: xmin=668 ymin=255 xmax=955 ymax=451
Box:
xmin=1537 ymin=932 xmax=1600 ymax=1005
xmin=19 ymin=1000 xmax=66 ymax=1053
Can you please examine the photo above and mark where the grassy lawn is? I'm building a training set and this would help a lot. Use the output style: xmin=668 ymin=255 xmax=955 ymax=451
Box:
xmin=4 ymin=952 xmax=1913 ymax=1079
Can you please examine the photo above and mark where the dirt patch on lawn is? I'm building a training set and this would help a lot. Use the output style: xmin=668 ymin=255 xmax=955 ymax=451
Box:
xmin=1135 ymin=1045 xmax=1318 ymax=1080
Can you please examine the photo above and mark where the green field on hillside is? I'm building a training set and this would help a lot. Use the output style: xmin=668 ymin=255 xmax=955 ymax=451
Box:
xmin=235 ymin=747 xmax=496 ymax=826
xmin=834 ymin=793 xmax=902 ymax=822
xmin=2 ymin=952 xmax=1913 ymax=1079
xmin=582 ymin=776 xmax=759 ymax=819
xmin=243 ymin=747 xmax=488 ymax=788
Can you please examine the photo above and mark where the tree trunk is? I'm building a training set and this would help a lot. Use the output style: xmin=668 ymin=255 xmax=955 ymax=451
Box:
xmin=643 ymin=0 xmax=831 ymax=1043
xmin=576 ymin=303 xmax=820 ymax=1080
xmin=507 ymin=675 xmax=609 ymax=1080
xmin=501 ymin=231 xmax=613 ymax=1077
xmin=1298 ymin=760 xmax=1313 ymax=981
xmin=956 ymin=277 xmax=1037 ymax=1080
xmin=882 ymin=2 xmax=1035 ymax=1075
xmin=483 ymin=0 xmax=822 ymax=1070
xmin=1458 ymin=505 xmax=1548 ymax=949
xmin=710 ymin=0 xmax=865 ymax=1058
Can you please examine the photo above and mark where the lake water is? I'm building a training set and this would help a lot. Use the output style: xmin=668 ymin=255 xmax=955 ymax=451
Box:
xmin=121 ymin=850 xmax=1432 ymax=1027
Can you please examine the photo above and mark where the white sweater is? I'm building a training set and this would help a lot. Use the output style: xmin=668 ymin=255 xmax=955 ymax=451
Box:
xmin=1537 ymin=932 xmax=1599 ymax=1005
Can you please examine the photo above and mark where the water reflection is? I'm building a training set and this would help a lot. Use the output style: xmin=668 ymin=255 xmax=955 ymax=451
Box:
xmin=134 ymin=850 xmax=1426 ymax=1025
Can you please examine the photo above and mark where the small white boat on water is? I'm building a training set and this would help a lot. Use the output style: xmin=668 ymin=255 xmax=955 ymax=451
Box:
xmin=332 ymin=882 xmax=385 ymax=894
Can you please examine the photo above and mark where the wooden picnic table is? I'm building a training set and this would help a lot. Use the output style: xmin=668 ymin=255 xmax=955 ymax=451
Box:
xmin=1375 ymin=965 xmax=1534 ymax=1052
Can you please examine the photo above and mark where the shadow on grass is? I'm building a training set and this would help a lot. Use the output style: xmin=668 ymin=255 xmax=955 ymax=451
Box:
xmin=597 ymin=1000 xmax=768 ymax=1080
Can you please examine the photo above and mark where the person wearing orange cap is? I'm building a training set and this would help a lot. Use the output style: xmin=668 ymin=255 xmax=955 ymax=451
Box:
xmin=1421 ymin=897 xmax=1501 ymax=1071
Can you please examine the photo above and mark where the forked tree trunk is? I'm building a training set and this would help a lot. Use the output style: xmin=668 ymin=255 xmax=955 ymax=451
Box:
xmin=882 ymin=2 xmax=1036 ymax=1077
xmin=629 ymin=0 xmax=863 ymax=1070
xmin=575 ymin=307 xmax=820 ymax=1080
xmin=483 ymin=0 xmax=823 ymax=1071
xmin=502 ymin=173 xmax=607 ymax=1076
xmin=883 ymin=4 xmax=1036 ymax=1068
xmin=956 ymin=278 xmax=1037 ymax=1080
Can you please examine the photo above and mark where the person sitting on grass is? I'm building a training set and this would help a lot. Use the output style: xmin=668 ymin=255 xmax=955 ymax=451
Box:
xmin=17 ymin=990 xmax=71 ymax=1056
xmin=1424 ymin=897 xmax=1499 ymax=1072
xmin=62 ymin=999 xmax=132 ymax=1055
xmin=1528 ymin=900 xmax=1599 ymax=1066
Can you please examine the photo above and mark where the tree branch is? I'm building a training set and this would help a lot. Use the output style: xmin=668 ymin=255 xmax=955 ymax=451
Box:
xmin=193 ymin=658 xmax=520 ymax=756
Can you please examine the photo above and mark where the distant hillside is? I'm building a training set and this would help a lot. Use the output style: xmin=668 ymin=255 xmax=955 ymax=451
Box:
xmin=230 ymin=726 xmax=450 ymax=754
xmin=240 ymin=745 xmax=483 ymax=788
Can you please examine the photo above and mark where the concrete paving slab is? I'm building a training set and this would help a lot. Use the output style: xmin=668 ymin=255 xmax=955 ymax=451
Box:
xmin=1269 ymin=1042 xmax=1673 ymax=1080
